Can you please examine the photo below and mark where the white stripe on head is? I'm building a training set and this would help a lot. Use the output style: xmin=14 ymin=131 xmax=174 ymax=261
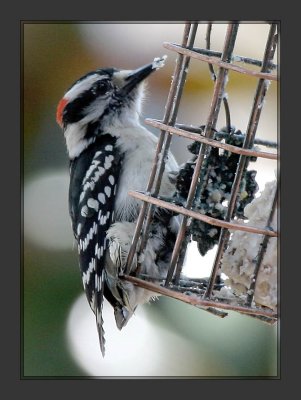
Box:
xmin=65 ymin=74 xmax=106 ymax=102
xmin=79 ymin=97 xmax=108 ymax=126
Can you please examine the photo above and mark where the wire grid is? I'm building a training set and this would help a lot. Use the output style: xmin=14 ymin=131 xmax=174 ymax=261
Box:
xmin=123 ymin=22 xmax=279 ymax=324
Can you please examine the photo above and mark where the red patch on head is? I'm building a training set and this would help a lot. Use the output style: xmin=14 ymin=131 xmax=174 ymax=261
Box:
xmin=56 ymin=97 xmax=69 ymax=127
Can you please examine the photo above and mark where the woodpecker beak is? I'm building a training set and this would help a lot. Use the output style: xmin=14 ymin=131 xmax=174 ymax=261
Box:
xmin=119 ymin=55 xmax=167 ymax=96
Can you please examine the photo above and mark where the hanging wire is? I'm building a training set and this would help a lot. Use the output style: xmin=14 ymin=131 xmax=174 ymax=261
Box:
xmin=206 ymin=23 xmax=232 ymax=133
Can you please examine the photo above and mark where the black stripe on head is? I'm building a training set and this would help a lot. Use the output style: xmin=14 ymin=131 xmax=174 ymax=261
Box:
xmin=63 ymin=90 xmax=97 ymax=125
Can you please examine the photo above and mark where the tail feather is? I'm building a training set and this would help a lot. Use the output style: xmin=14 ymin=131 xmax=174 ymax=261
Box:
xmin=94 ymin=271 xmax=106 ymax=356
xmin=95 ymin=300 xmax=106 ymax=357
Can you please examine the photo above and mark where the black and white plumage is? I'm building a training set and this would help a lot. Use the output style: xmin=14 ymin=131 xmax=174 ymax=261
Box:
xmin=56 ymin=56 xmax=178 ymax=356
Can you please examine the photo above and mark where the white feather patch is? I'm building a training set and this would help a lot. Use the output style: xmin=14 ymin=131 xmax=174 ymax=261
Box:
xmin=82 ymin=257 xmax=96 ymax=285
xmin=65 ymin=74 xmax=104 ymax=102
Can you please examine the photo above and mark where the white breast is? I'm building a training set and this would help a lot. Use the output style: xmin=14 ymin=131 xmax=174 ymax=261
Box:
xmin=108 ymin=124 xmax=178 ymax=222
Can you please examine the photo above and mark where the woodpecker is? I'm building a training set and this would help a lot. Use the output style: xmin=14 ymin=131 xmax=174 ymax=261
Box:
xmin=56 ymin=56 xmax=179 ymax=356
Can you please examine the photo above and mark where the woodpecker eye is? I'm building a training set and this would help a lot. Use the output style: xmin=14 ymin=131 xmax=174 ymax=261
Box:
xmin=92 ymin=80 xmax=111 ymax=96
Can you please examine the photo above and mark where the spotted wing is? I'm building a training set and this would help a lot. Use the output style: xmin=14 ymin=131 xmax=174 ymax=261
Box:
xmin=69 ymin=135 xmax=122 ymax=356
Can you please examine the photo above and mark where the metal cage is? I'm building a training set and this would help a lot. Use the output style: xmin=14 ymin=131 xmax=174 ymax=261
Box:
xmin=122 ymin=22 xmax=279 ymax=324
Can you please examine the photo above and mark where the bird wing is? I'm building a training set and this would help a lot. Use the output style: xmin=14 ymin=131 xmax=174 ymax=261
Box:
xmin=69 ymin=134 xmax=122 ymax=356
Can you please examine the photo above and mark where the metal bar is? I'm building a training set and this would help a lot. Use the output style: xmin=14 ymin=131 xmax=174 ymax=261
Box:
xmin=192 ymin=47 xmax=277 ymax=70
xmin=153 ymin=24 xmax=199 ymax=194
xmin=244 ymin=313 xmax=278 ymax=325
xmin=245 ymin=184 xmax=278 ymax=306
xmin=122 ymin=275 xmax=278 ymax=319
xmin=137 ymin=23 xmax=199 ymax=263
xmin=165 ymin=23 xmax=240 ymax=286
xmin=173 ymin=235 xmax=189 ymax=284
xmin=204 ymin=23 xmax=278 ymax=299
xmin=124 ymin=23 xmax=193 ymax=275
xmin=173 ymin=123 xmax=278 ymax=148
xmin=145 ymin=119 xmax=278 ymax=160
xmin=164 ymin=42 xmax=278 ymax=81
xmin=128 ymin=191 xmax=278 ymax=237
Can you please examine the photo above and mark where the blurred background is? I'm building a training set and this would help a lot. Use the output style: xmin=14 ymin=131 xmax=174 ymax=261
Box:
xmin=23 ymin=22 xmax=278 ymax=377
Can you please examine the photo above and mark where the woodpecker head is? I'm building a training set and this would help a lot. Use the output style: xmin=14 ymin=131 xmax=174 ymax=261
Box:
xmin=56 ymin=56 xmax=167 ymax=159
